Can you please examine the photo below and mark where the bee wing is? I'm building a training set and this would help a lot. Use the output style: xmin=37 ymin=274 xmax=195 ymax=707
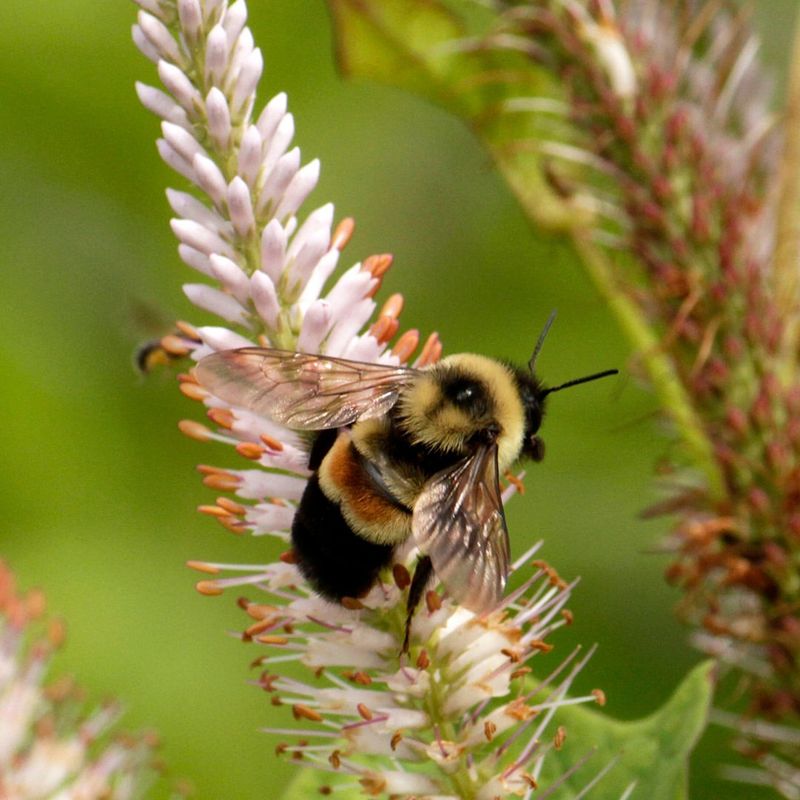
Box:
xmin=412 ymin=444 xmax=510 ymax=614
xmin=195 ymin=347 xmax=419 ymax=430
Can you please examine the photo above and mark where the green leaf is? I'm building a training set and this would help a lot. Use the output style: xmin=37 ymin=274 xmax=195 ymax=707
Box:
xmin=327 ymin=0 xmax=579 ymax=230
xmin=537 ymin=661 xmax=715 ymax=799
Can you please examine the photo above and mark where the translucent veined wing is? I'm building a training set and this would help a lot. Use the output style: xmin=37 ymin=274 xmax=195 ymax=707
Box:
xmin=411 ymin=444 xmax=510 ymax=613
xmin=195 ymin=347 xmax=420 ymax=430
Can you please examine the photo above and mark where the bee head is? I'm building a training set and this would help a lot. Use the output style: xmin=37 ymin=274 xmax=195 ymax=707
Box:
xmin=520 ymin=311 xmax=618 ymax=463
xmin=512 ymin=369 xmax=547 ymax=462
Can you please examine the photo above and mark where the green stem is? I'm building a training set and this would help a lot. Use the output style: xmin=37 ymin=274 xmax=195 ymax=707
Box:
xmin=491 ymin=147 xmax=724 ymax=498
xmin=494 ymin=148 xmax=724 ymax=498
xmin=571 ymin=236 xmax=725 ymax=501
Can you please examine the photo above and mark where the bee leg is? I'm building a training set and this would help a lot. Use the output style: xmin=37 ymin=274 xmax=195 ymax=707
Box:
xmin=402 ymin=555 xmax=433 ymax=654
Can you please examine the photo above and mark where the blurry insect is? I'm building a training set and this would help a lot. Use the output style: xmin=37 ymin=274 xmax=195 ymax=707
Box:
xmin=195 ymin=315 xmax=617 ymax=650
xmin=135 ymin=339 xmax=180 ymax=374
xmin=135 ymin=323 xmax=200 ymax=375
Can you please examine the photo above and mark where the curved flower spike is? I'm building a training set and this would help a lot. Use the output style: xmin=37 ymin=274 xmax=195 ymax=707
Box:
xmin=132 ymin=0 xmax=606 ymax=796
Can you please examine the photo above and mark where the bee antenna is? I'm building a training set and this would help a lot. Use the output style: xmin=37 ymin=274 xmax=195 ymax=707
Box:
xmin=540 ymin=369 xmax=619 ymax=397
xmin=528 ymin=310 xmax=557 ymax=373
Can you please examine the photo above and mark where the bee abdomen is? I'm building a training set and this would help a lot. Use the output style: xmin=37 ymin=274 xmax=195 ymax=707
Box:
xmin=291 ymin=474 xmax=394 ymax=601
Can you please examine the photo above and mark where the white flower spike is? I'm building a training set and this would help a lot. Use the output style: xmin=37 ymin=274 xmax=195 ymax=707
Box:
xmin=0 ymin=562 xmax=156 ymax=798
xmin=132 ymin=0 xmax=606 ymax=796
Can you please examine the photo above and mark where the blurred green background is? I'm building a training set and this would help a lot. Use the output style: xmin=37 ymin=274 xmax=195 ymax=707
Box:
xmin=0 ymin=1 xmax=796 ymax=797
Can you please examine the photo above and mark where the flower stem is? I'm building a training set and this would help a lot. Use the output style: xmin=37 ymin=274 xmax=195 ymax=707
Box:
xmin=571 ymin=235 xmax=725 ymax=501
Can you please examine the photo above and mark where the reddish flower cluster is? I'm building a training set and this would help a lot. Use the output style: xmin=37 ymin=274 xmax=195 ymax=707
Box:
xmin=483 ymin=0 xmax=798 ymax=790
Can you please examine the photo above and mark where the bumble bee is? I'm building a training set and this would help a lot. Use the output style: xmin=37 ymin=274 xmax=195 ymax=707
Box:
xmin=195 ymin=317 xmax=616 ymax=647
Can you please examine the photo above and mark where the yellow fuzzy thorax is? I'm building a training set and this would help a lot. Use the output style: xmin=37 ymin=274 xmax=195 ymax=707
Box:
xmin=396 ymin=353 xmax=525 ymax=470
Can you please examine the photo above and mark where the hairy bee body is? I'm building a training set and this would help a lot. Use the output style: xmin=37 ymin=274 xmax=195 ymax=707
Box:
xmin=291 ymin=354 xmax=543 ymax=603
xmin=194 ymin=336 xmax=614 ymax=627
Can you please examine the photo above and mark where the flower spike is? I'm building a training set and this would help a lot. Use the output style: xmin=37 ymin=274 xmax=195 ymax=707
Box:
xmin=132 ymin=0 xmax=609 ymax=795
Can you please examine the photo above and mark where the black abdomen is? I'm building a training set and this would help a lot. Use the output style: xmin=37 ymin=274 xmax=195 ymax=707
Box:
xmin=291 ymin=474 xmax=394 ymax=601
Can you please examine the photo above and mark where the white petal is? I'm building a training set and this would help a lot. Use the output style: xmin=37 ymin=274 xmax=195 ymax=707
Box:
xmin=0 ymin=683 xmax=40 ymax=763
xmin=158 ymin=59 xmax=202 ymax=112
xmin=339 ymin=335 xmax=387 ymax=362
xmin=136 ymin=82 xmax=190 ymax=128
xmin=260 ymin=219 xmax=287 ymax=282
xmin=178 ymin=244 xmax=214 ymax=277
xmin=170 ymin=218 xmax=235 ymax=258
xmin=297 ymin=300 xmax=332 ymax=353
xmin=227 ymin=176 xmax=256 ymax=237
xmin=156 ymin=139 xmax=196 ymax=182
xmin=205 ymin=24 xmax=229 ymax=86
xmin=257 ymin=562 xmax=303 ymax=592
xmin=345 ymin=727 xmax=416 ymax=759
xmin=378 ymin=707 xmax=430 ymax=729
xmin=183 ymin=284 xmax=249 ymax=324
xmin=205 ymin=87 xmax=231 ymax=150
xmin=197 ymin=326 xmax=255 ymax=352
xmin=263 ymin=113 xmax=295 ymax=173
xmin=324 ymin=266 xmax=373 ymax=318
xmin=302 ymin=640 xmax=386 ymax=670
xmin=132 ymin=23 xmax=160 ymax=63
xmin=138 ymin=10 xmax=184 ymax=65
xmin=287 ymin=203 xmax=333 ymax=259
xmin=230 ymin=408 xmax=305 ymax=450
xmin=385 ymin=667 xmax=431 ymax=697
xmin=255 ymin=448 xmax=309 ymax=474
xmin=232 ymin=48 xmax=263 ymax=114
xmin=287 ymin=230 xmax=329 ymax=295
xmin=133 ymin=0 xmax=168 ymax=19
xmin=348 ymin=625 xmax=397 ymax=653
xmin=167 ymin=189 xmax=230 ymax=233
xmin=203 ymin=0 xmax=225 ymax=21
xmin=250 ymin=270 xmax=280 ymax=329
xmin=238 ymin=125 xmax=263 ymax=187
xmin=449 ymin=630 xmax=510 ymax=673
xmin=177 ymin=0 xmax=203 ymax=44
xmin=372 ymin=772 xmax=442 ymax=796
xmin=297 ymin=249 xmax=339 ymax=311
xmin=256 ymin=148 xmax=300 ymax=215
xmin=325 ymin=299 xmax=376 ymax=355
xmin=235 ymin=471 xmax=307 ymax=501
xmin=226 ymin=27 xmax=254 ymax=91
xmin=286 ymin=596 xmax=358 ymax=625
xmin=438 ymin=617 xmax=503 ymax=662
xmin=256 ymin=92 xmax=288 ymax=142
xmin=460 ymin=700 xmax=521 ymax=747
xmin=192 ymin=154 xmax=228 ymax=207
xmin=162 ymin=120 xmax=206 ymax=164
xmin=315 ymin=686 xmax=384 ymax=711
xmin=13 ymin=738 xmax=85 ymax=795
xmin=222 ymin=0 xmax=248 ymax=47
xmin=443 ymin=669 xmax=509 ymax=717
xmin=209 ymin=254 xmax=250 ymax=303
xmin=275 ymin=159 xmax=319 ymax=219
xmin=247 ymin=448 xmax=309 ymax=477
xmin=245 ymin=503 xmax=296 ymax=534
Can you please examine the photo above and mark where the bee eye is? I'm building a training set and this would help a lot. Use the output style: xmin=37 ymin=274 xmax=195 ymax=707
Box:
xmin=455 ymin=385 xmax=475 ymax=404
xmin=445 ymin=377 xmax=486 ymax=411
xmin=528 ymin=435 xmax=545 ymax=462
